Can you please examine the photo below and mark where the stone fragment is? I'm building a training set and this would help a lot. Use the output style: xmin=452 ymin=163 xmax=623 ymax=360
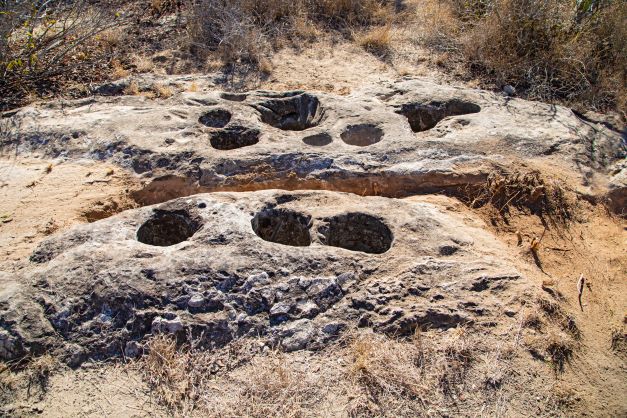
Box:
xmin=188 ymin=293 xmax=205 ymax=308
xmin=151 ymin=316 xmax=184 ymax=334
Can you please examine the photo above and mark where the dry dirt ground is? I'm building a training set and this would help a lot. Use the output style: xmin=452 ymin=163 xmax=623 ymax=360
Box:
xmin=0 ymin=44 xmax=625 ymax=417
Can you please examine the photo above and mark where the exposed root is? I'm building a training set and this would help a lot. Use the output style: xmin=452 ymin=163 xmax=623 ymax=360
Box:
xmin=458 ymin=170 xmax=576 ymax=227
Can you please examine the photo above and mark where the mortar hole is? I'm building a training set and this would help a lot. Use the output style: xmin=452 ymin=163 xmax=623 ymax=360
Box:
xmin=199 ymin=109 xmax=231 ymax=128
xmin=137 ymin=210 xmax=200 ymax=246
xmin=340 ymin=124 xmax=384 ymax=147
xmin=252 ymin=93 xmax=324 ymax=131
xmin=396 ymin=99 xmax=480 ymax=132
xmin=320 ymin=213 xmax=392 ymax=254
xmin=303 ymin=132 xmax=332 ymax=146
xmin=210 ymin=126 xmax=260 ymax=150
xmin=252 ymin=208 xmax=311 ymax=247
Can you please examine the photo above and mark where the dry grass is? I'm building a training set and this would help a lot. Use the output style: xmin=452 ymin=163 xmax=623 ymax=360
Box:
xmin=518 ymin=296 xmax=581 ymax=374
xmin=110 ymin=59 xmax=130 ymax=80
xmin=132 ymin=55 xmax=155 ymax=73
xmin=187 ymin=0 xmax=395 ymax=66
xmin=544 ymin=330 xmax=576 ymax=373
xmin=152 ymin=83 xmax=174 ymax=98
xmin=610 ymin=323 xmax=627 ymax=355
xmin=203 ymin=354 xmax=328 ymax=417
xmin=355 ymin=25 xmax=392 ymax=56
xmin=2 ymin=0 xmax=623 ymax=113
xmin=454 ymin=0 xmax=627 ymax=112
xmin=123 ymin=80 xmax=140 ymax=96
xmin=459 ymin=170 xmax=575 ymax=227
xmin=136 ymin=327 xmax=495 ymax=416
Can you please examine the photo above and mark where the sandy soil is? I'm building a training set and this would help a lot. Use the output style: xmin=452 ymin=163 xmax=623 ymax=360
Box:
xmin=413 ymin=193 xmax=627 ymax=416
xmin=0 ymin=157 xmax=139 ymax=269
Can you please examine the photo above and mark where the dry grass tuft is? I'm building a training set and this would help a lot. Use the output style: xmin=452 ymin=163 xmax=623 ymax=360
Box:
xmin=23 ymin=355 xmax=58 ymax=399
xmin=123 ymin=80 xmax=140 ymax=96
xmin=132 ymin=55 xmax=155 ymax=73
xmin=545 ymin=330 xmax=575 ymax=373
xmin=356 ymin=25 xmax=392 ymax=56
xmin=610 ymin=324 xmax=627 ymax=355
xmin=142 ymin=336 xmax=191 ymax=410
xmin=460 ymin=170 xmax=575 ymax=227
xmin=521 ymin=310 xmax=544 ymax=330
xmin=110 ymin=59 xmax=130 ymax=80
xmin=152 ymin=83 xmax=174 ymax=98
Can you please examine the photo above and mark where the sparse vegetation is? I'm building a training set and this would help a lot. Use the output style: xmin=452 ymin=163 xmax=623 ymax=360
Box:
xmin=134 ymin=328 xmax=527 ymax=416
xmin=186 ymin=0 xmax=394 ymax=66
xmin=355 ymin=24 xmax=392 ymax=56
xmin=459 ymin=170 xmax=576 ymax=227
xmin=545 ymin=330 xmax=575 ymax=373
xmin=453 ymin=0 xmax=627 ymax=112
xmin=0 ymin=0 xmax=121 ymax=110
xmin=0 ymin=0 xmax=624 ymax=113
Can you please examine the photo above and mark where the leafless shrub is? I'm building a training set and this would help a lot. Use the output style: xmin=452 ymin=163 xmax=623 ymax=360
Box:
xmin=0 ymin=0 xmax=121 ymax=110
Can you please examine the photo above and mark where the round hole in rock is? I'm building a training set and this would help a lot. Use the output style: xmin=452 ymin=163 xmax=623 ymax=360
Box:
xmin=252 ymin=93 xmax=324 ymax=131
xmin=340 ymin=124 xmax=384 ymax=147
xmin=210 ymin=126 xmax=260 ymax=150
xmin=395 ymin=99 xmax=481 ymax=132
xmin=252 ymin=208 xmax=311 ymax=247
xmin=137 ymin=210 xmax=201 ymax=246
xmin=303 ymin=132 xmax=332 ymax=146
xmin=321 ymin=213 xmax=392 ymax=254
xmin=199 ymin=109 xmax=231 ymax=128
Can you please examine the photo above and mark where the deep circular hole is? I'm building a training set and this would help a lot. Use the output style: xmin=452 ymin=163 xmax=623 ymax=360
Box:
xmin=395 ymin=100 xmax=481 ymax=132
xmin=303 ymin=132 xmax=332 ymax=146
xmin=320 ymin=213 xmax=392 ymax=254
xmin=137 ymin=210 xmax=201 ymax=246
xmin=252 ymin=93 xmax=324 ymax=131
xmin=210 ymin=126 xmax=260 ymax=150
xmin=252 ymin=208 xmax=311 ymax=247
xmin=199 ymin=109 xmax=232 ymax=128
xmin=340 ymin=124 xmax=384 ymax=146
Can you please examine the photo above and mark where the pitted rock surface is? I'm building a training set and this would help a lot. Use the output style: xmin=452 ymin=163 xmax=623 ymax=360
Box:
xmin=2 ymin=78 xmax=623 ymax=206
xmin=1 ymin=190 xmax=531 ymax=363
xmin=0 ymin=78 xmax=624 ymax=365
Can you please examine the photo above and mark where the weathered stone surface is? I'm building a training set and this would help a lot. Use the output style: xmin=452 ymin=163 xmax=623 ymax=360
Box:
xmin=0 ymin=190 xmax=535 ymax=363
xmin=0 ymin=78 xmax=623 ymax=364
xmin=2 ymin=78 xmax=622 ymax=206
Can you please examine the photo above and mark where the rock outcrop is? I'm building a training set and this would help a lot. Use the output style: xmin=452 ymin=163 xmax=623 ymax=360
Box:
xmin=0 ymin=78 xmax=624 ymax=365
xmin=2 ymin=190 xmax=531 ymax=364
xmin=2 ymin=78 xmax=623 ymax=205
